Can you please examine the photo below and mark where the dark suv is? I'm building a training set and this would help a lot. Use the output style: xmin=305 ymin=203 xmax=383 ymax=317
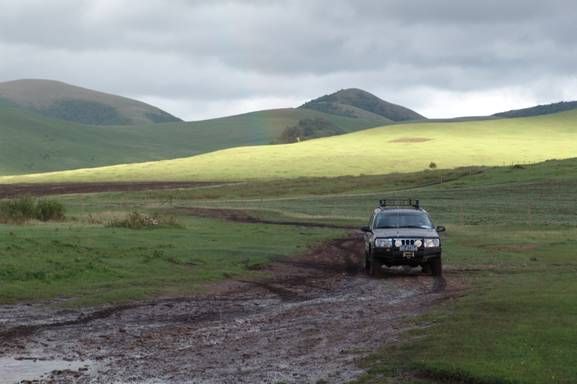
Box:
xmin=361 ymin=199 xmax=445 ymax=276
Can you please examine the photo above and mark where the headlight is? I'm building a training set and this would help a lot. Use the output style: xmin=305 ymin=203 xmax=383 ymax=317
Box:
xmin=375 ymin=238 xmax=392 ymax=248
xmin=424 ymin=238 xmax=440 ymax=248
xmin=394 ymin=239 xmax=402 ymax=248
xmin=415 ymin=239 xmax=423 ymax=248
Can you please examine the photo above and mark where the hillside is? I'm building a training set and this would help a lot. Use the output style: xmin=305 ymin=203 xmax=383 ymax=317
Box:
xmin=0 ymin=105 xmax=383 ymax=176
xmin=494 ymin=100 xmax=577 ymax=119
xmin=4 ymin=109 xmax=577 ymax=183
xmin=0 ymin=79 xmax=181 ymax=125
xmin=300 ymin=88 xmax=425 ymax=122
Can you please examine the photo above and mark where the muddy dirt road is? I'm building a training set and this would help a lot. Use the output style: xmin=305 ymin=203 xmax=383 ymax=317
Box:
xmin=0 ymin=235 xmax=457 ymax=383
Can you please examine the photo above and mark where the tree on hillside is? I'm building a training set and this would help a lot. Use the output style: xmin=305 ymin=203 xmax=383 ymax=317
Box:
xmin=275 ymin=118 xmax=344 ymax=144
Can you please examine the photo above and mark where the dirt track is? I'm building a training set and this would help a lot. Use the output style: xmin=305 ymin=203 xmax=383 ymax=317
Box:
xmin=0 ymin=234 xmax=457 ymax=384
xmin=0 ymin=182 xmax=221 ymax=199
xmin=178 ymin=207 xmax=357 ymax=229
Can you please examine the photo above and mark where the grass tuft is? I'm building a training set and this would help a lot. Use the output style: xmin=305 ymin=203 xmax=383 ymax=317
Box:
xmin=105 ymin=211 xmax=182 ymax=230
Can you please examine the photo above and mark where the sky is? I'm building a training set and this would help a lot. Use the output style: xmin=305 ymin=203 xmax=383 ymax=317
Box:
xmin=1 ymin=0 xmax=576 ymax=121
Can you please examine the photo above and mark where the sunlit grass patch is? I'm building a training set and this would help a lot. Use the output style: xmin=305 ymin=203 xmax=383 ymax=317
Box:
xmin=3 ymin=109 xmax=577 ymax=183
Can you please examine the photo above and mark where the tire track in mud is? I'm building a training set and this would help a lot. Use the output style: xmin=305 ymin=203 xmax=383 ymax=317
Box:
xmin=0 ymin=234 xmax=458 ymax=384
xmin=0 ymin=236 xmax=362 ymax=342
xmin=0 ymin=305 xmax=135 ymax=342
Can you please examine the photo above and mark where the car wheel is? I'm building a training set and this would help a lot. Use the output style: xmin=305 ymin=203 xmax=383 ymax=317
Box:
xmin=421 ymin=263 xmax=431 ymax=274
xmin=364 ymin=253 xmax=371 ymax=273
xmin=430 ymin=257 xmax=443 ymax=276
xmin=369 ymin=258 xmax=381 ymax=277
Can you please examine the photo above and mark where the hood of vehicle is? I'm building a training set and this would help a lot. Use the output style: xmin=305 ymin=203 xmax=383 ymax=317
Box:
xmin=372 ymin=228 xmax=438 ymax=238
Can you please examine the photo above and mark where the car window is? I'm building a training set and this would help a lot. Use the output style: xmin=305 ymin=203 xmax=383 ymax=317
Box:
xmin=374 ymin=211 xmax=433 ymax=229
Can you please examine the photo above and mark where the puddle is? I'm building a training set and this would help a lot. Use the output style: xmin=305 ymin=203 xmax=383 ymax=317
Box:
xmin=0 ymin=357 xmax=91 ymax=384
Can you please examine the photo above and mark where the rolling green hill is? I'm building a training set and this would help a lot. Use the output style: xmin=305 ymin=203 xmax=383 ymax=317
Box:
xmin=494 ymin=100 xmax=577 ymax=119
xmin=300 ymin=88 xmax=426 ymax=121
xmin=0 ymin=105 xmax=383 ymax=176
xmin=0 ymin=79 xmax=181 ymax=125
xmin=4 ymin=109 xmax=577 ymax=183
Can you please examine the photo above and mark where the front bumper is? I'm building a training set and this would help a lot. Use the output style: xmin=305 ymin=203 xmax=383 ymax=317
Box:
xmin=372 ymin=247 xmax=441 ymax=266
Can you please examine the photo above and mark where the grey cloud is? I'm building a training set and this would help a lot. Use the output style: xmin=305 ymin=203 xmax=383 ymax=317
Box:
xmin=0 ymin=0 xmax=576 ymax=119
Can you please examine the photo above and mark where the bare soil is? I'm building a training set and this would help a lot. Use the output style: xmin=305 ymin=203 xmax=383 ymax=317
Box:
xmin=388 ymin=137 xmax=432 ymax=143
xmin=0 ymin=182 xmax=221 ymax=199
xmin=0 ymin=234 xmax=460 ymax=384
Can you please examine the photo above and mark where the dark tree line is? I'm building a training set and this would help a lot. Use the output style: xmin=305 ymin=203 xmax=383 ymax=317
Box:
xmin=274 ymin=118 xmax=344 ymax=144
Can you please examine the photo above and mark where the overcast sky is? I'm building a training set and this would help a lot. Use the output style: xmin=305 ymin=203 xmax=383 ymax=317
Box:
xmin=1 ymin=0 xmax=576 ymax=121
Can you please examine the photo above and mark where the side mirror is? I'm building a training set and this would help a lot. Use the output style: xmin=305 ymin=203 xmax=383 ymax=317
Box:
xmin=360 ymin=226 xmax=372 ymax=233
xmin=436 ymin=225 xmax=446 ymax=233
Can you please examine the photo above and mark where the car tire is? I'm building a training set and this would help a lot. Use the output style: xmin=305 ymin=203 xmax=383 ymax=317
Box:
xmin=430 ymin=257 xmax=443 ymax=276
xmin=369 ymin=258 xmax=381 ymax=277
xmin=421 ymin=263 xmax=431 ymax=274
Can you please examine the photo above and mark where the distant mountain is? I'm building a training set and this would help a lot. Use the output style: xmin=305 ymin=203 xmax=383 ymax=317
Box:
xmin=494 ymin=101 xmax=577 ymax=119
xmin=299 ymin=88 xmax=426 ymax=122
xmin=0 ymin=79 xmax=181 ymax=125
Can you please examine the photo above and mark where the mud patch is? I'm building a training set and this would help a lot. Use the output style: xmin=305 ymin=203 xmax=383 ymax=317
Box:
xmin=389 ymin=137 xmax=432 ymax=143
xmin=0 ymin=357 xmax=91 ymax=384
xmin=0 ymin=235 xmax=460 ymax=383
xmin=0 ymin=305 xmax=133 ymax=342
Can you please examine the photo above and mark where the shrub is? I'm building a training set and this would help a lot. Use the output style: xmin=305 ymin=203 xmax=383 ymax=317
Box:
xmin=429 ymin=162 xmax=438 ymax=169
xmin=0 ymin=197 xmax=65 ymax=224
xmin=106 ymin=211 xmax=181 ymax=230
xmin=36 ymin=199 xmax=66 ymax=221
xmin=0 ymin=197 xmax=36 ymax=222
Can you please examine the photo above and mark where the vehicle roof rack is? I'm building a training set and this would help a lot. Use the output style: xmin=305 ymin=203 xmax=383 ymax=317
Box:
xmin=379 ymin=199 xmax=420 ymax=209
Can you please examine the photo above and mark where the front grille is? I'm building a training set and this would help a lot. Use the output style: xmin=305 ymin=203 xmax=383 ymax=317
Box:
xmin=398 ymin=238 xmax=421 ymax=245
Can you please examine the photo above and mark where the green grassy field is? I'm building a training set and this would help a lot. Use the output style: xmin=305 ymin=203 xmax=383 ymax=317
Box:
xmin=0 ymin=105 xmax=382 ymax=176
xmin=2 ymin=156 xmax=577 ymax=382
xmin=190 ymin=160 xmax=577 ymax=384
xmin=0 ymin=215 xmax=341 ymax=305
xmin=5 ymin=109 xmax=577 ymax=183
xmin=40 ymin=157 xmax=576 ymax=383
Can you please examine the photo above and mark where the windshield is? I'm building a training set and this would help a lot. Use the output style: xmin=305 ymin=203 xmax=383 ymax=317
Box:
xmin=373 ymin=211 xmax=433 ymax=229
